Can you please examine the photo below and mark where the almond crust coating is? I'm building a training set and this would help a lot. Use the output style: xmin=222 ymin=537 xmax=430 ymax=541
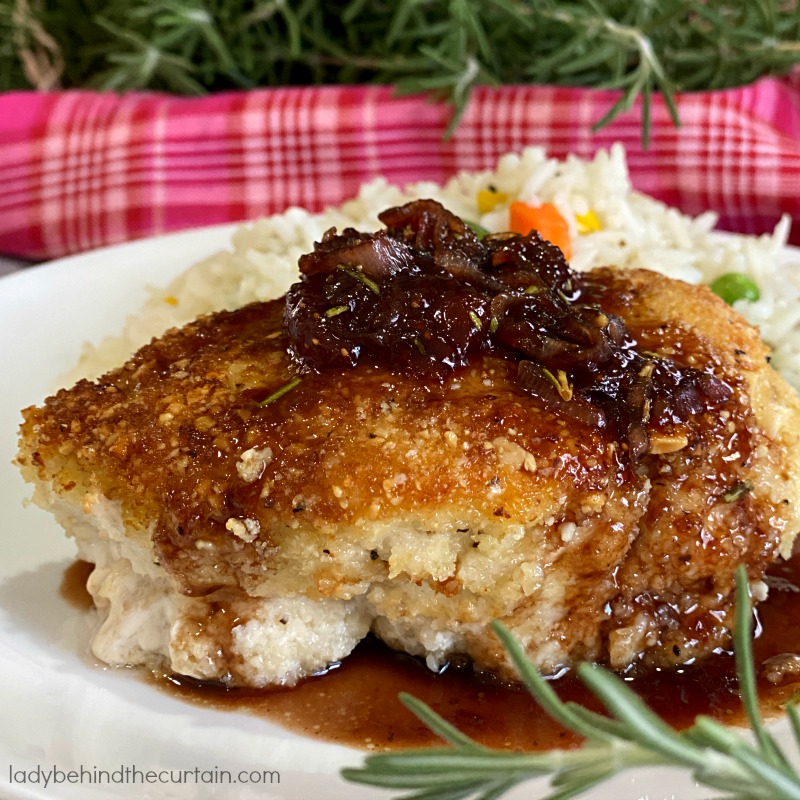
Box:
xmin=17 ymin=267 xmax=800 ymax=681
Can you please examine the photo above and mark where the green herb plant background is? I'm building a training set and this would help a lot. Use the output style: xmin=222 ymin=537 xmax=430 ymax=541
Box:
xmin=3 ymin=0 xmax=800 ymax=141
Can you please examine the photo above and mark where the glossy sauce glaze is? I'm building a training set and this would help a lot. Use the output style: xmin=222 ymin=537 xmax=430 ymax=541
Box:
xmin=61 ymin=555 xmax=800 ymax=752
xmin=286 ymin=199 xmax=732 ymax=461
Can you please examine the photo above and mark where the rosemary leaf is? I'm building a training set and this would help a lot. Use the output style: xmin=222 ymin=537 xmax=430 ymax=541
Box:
xmin=576 ymin=664 xmax=707 ymax=769
xmin=398 ymin=784 xmax=489 ymax=800
xmin=399 ymin=694 xmax=485 ymax=751
xmin=489 ymin=621 xmax=615 ymax=745
xmin=258 ymin=376 xmax=302 ymax=406
xmin=472 ymin=778 xmax=525 ymax=800
xmin=337 ymin=263 xmax=380 ymax=295
xmin=325 ymin=304 xmax=349 ymax=318
xmin=733 ymin=564 xmax=792 ymax=772
xmin=786 ymin=702 xmax=800 ymax=756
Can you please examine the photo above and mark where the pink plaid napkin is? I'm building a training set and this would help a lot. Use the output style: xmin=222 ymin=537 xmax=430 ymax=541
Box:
xmin=1 ymin=76 xmax=799 ymax=261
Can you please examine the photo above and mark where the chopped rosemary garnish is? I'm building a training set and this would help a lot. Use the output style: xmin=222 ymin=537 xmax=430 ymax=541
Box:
xmin=469 ymin=310 xmax=483 ymax=331
xmin=413 ymin=337 xmax=427 ymax=355
xmin=325 ymin=305 xmax=349 ymax=318
xmin=489 ymin=316 xmax=499 ymax=335
xmin=343 ymin=566 xmax=800 ymax=800
xmin=258 ymin=376 xmax=302 ymax=407
xmin=338 ymin=264 xmax=380 ymax=295
xmin=542 ymin=367 xmax=573 ymax=401
xmin=724 ymin=480 xmax=754 ymax=503
xmin=524 ymin=285 xmax=546 ymax=295
xmin=556 ymin=288 xmax=573 ymax=304
xmin=638 ymin=362 xmax=655 ymax=379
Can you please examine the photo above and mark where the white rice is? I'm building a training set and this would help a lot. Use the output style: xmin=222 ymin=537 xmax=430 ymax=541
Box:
xmin=72 ymin=144 xmax=800 ymax=391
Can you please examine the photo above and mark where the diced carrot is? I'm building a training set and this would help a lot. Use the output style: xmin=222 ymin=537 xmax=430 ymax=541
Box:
xmin=509 ymin=201 xmax=572 ymax=261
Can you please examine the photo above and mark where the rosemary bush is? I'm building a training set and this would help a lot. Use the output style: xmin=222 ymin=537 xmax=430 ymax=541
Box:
xmin=3 ymin=1 xmax=800 ymax=139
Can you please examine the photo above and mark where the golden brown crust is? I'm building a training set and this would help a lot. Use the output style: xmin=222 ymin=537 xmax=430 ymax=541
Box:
xmin=18 ymin=266 xmax=800 ymax=675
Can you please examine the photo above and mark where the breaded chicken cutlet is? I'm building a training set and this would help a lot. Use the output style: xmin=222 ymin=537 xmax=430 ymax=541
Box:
xmin=17 ymin=200 xmax=800 ymax=687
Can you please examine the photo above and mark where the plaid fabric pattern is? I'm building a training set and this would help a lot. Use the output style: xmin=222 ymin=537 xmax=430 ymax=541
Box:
xmin=1 ymin=77 xmax=799 ymax=260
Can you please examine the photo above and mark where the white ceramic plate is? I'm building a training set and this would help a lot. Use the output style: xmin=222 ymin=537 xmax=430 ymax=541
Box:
xmin=0 ymin=225 xmax=791 ymax=800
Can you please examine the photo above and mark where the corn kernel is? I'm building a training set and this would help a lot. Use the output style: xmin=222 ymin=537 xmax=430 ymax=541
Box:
xmin=575 ymin=210 xmax=602 ymax=234
xmin=477 ymin=188 xmax=508 ymax=215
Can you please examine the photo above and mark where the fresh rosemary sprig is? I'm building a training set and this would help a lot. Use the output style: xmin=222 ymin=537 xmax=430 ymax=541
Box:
xmin=341 ymin=565 xmax=800 ymax=800
xmin=3 ymin=1 xmax=800 ymax=143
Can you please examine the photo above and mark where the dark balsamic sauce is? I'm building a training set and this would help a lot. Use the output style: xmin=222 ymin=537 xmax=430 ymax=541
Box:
xmin=146 ymin=555 xmax=800 ymax=752
xmin=59 ymin=556 xmax=800 ymax=751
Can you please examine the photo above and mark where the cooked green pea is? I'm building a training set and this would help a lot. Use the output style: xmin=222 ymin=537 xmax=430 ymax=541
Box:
xmin=709 ymin=272 xmax=760 ymax=305
xmin=465 ymin=220 xmax=490 ymax=239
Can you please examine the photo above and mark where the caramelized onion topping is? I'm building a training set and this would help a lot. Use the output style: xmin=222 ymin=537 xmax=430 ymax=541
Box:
xmin=284 ymin=199 xmax=732 ymax=458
